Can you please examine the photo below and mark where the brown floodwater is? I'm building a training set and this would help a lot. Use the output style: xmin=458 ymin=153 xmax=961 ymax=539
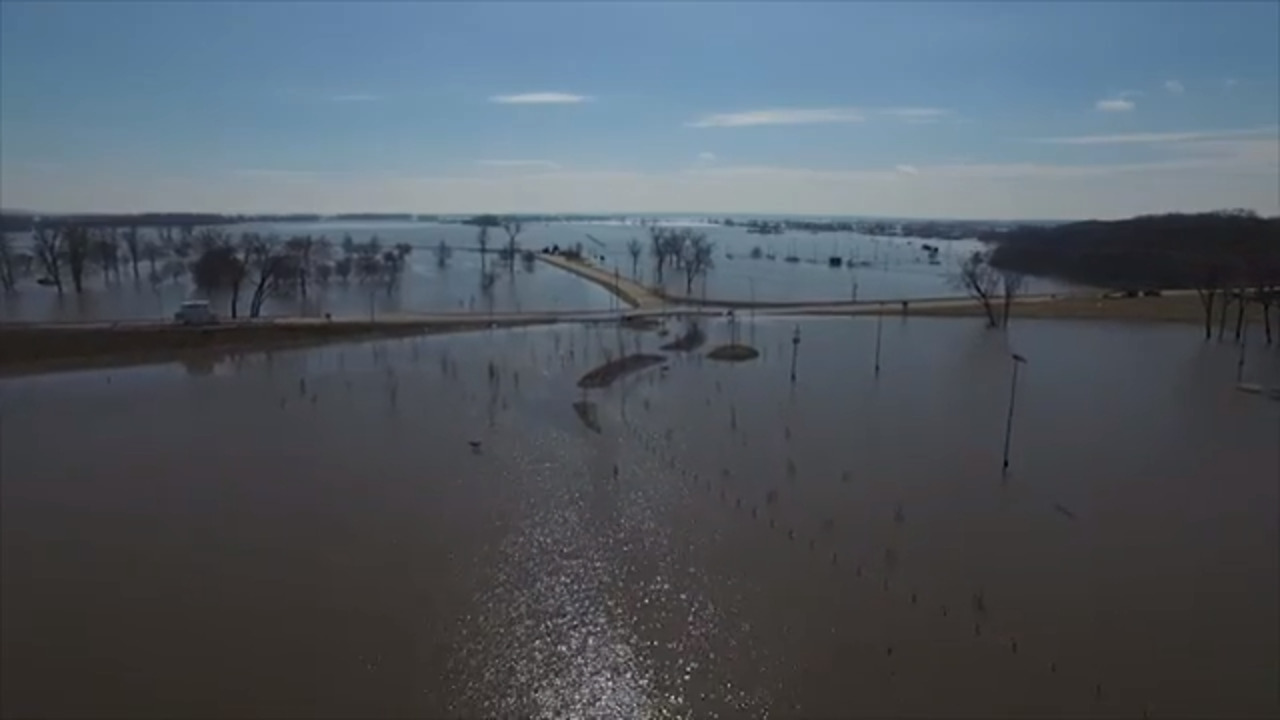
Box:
xmin=2 ymin=317 xmax=1277 ymax=718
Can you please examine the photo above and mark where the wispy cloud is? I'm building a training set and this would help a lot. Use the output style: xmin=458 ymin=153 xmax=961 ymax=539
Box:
xmin=1033 ymin=126 xmax=1279 ymax=145
xmin=489 ymin=92 xmax=590 ymax=104
xmin=1095 ymin=97 xmax=1136 ymax=112
xmin=475 ymin=159 xmax=562 ymax=169
xmin=895 ymin=164 xmax=919 ymax=175
xmin=329 ymin=93 xmax=382 ymax=103
xmin=1163 ymin=79 xmax=1185 ymax=95
xmin=232 ymin=169 xmax=327 ymax=180
xmin=878 ymin=107 xmax=953 ymax=124
xmin=697 ymin=152 xmax=717 ymax=162
xmin=686 ymin=108 xmax=866 ymax=128
xmin=1224 ymin=77 xmax=1240 ymax=89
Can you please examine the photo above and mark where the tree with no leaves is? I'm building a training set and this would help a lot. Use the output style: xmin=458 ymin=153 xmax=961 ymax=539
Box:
xmin=434 ymin=239 xmax=452 ymax=269
xmin=681 ymin=231 xmax=715 ymax=294
xmin=90 ymin=228 xmax=121 ymax=283
xmin=122 ymin=226 xmax=142 ymax=281
xmin=955 ymin=250 xmax=1001 ymax=328
xmin=63 ymin=225 xmax=92 ymax=294
xmin=501 ymin=218 xmax=523 ymax=271
xmin=33 ymin=225 xmax=64 ymax=293
xmin=192 ymin=241 xmax=246 ymax=317
xmin=284 ymin=235 xmax=317 ymax=298
xmin=476 ymin=225 xmax=491 ymax=272
xmin=626 ymin=237 xmax=643 ymax=279
xmin=1000 ymin=271 xmax=1026 ymax=327
xmin=0 ymin=234 xmax=17 ymax=292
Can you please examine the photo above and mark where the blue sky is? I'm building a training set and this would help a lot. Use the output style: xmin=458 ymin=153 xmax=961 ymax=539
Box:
xmin=2 ymin=1 xmax=1277 ymax=219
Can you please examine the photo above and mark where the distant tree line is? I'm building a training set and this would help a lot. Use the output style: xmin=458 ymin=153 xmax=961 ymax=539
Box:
xmin=984 ymin=210 xmax=1280 ymax=340
xmin=0 ymin=221 xmax=417 ymax=318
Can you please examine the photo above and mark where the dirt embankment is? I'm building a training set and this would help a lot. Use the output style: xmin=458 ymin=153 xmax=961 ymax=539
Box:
xmin=707 ymin=344 xmax=761 ymax=362
xmin=577 ymin=354 xmax=666 ymax=389
xmin=660 ymin=323 xmax=707 ymax=352
xmin=0 ymin=320 xmax=549 ymax=377
xmin=909 ymin=293 xmax=1267 ymax=325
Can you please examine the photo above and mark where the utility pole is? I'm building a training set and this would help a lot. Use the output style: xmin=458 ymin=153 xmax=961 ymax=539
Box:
xmin=790 ymin=325 xmax=801 ymax=383
xmin=874 ymin=304 xmax=884 ymax=376
xmin=1002 ymin=352 xmax=1029 ymax=476
xmin=1236 ymin=320 xmax=1249 ymax=384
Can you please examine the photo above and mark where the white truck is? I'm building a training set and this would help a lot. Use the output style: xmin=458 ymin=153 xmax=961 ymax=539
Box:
xmin=173 ymin=300 xmax=219 ymax=326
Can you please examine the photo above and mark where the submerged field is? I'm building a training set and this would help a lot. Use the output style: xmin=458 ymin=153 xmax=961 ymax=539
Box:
xmin=1 ymin=316 xmax=1277 ymax=718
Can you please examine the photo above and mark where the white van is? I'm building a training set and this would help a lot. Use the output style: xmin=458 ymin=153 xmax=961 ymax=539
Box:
xmin=174 ymin=300 xmax=219 ymax=326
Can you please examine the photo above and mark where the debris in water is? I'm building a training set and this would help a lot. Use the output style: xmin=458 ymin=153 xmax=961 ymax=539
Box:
xmin=1053 ymin=502 xmax=1078 ymax=520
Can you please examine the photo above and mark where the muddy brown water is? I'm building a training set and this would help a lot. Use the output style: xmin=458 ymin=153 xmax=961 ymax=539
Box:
xmin=2 ymin=317 xmax=1276 ymax=718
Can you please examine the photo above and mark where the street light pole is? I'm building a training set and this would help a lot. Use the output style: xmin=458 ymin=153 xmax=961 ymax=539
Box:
xmin=1236 ymin=320 xmax=1249 ymax=384
xmin=790 ymin=325 xmax=801 ymax=383
xmin=874 ymin=304 xmax=884 ymax=376
xmin=1002 ymin=352 xmax=1029 ymax=476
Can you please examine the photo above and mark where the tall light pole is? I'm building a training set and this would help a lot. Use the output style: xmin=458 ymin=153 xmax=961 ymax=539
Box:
xmin=874 ymin=304 xmax=884 ymax=376
xmin=1002 ymin=352 xmax=1029 ymax=476
xmin=790 ymin=325 xmax=801 ymax=383
xmin=1236 ymin=320 xmax=1249 ymax=384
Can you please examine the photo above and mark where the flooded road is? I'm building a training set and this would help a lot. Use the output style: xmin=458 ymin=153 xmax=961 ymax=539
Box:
xmin=2 ymin=318 xmax=1277 ymax=718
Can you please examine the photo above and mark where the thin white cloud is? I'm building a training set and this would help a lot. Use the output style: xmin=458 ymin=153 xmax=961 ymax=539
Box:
xmin=697 ymin=152 xmax=717 ymax=162
xmin=475 ymin=159 xmax=563 ymax=169
xmin=878 ymin=107 xmax=953 ymax=124
xmin=329 ymin=93 xmax=382 ymax=103
xmin=232 ymin=169 xmax=327 ymax=179
xmin=1095 ymin=98 xmax=1136 ymax=112
xmin=895 ymin=164 xmax=919 ymax=175
xmin=489 ymin=92 xmax=590 ymax=104
xmin=1164 ymin=80 xmax=1185 ymax=95
xmin=1224 ymin=78 xmax=1240 ymax=89
xmin=686 ymin=108 xmax=865 ymax=128
xmin=1034 ymin=126 xmax=1279 ymax=145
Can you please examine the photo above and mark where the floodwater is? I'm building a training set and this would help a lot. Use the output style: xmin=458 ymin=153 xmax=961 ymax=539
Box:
xmin=2 ymin=317 xmax=1277 ymax=718
xmin=1 ymin=220 xmax=1066 ymax=323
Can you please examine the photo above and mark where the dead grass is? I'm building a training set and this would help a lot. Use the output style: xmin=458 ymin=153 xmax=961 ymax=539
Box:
xmin=0 ymin=319 xmax=554 ymax=377
xmin=707 ymin=344 xmax=761 ymax=362
xmin=577 ymin=353 xmax=666 ymax=389
xmin=906 ymin=293 xmax=1270 ymax=325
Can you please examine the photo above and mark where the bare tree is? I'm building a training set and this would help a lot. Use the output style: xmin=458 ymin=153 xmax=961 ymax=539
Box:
xmin=63 ymin=225 xmax=92 ymax=294
xmin=434 ymin=239 xmax=452 ymax=269
xmin=284 ymin=235 xmax=316 ymax=298
xmin=1193 ymin=265 xmax=1223 ymax=341
xmin=664 ymin=229 xmax=690 ymax=273
xmin=681 ymin=232 xmax=715 ymax=294
xmin=142 ymin=240 xmax=163 ymax=283
xmin=626 ymin=237 xmax=643 ymax=279
xmin=501 ymin=218 xmax=523 ymax=271
xmin=334 ymin=256 xmax=353 ymax=282
xmin=476 ymin=225 xmax=491 ymax=271
xmin=33 ymin=225 xmax=64 ymax=294
xmin=90 ymin=228 xmax=121 ymax=283
xmin=122 ymin=226 xmax=142 ymax=281
xmin=192 ymin=240 xmax=246 ymax=317
xmin=381 ymin=242 xmax=413 ymax=294
xmin=954 ymin=250 xmax=1001 ymax=328
xmin=0 ymin=234 xmax=17 ymax=291
xmin=0 ymin=242 xmax=15 ymax=292
xmin=649 ymin=227 xmax=671 ymax=283
xmin=236 ymin=233 xmax=302 ymax=318
xmin=999 ymin=271 xmax=1025 ymax=328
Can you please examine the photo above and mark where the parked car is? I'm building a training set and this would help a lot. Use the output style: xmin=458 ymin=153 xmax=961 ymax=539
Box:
xmin=174 ymin=300 xmax=219 ymax=326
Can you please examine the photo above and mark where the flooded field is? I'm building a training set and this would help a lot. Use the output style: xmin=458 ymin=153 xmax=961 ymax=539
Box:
xmin=2 ymin=317 xmax=1277 ymax=718
xmin=1 ymin=220 xmax=1068 ymax=323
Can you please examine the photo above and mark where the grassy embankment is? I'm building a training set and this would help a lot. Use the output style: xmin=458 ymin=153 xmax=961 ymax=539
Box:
xmin=0 ymin=319 xmax=553 ymax=377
